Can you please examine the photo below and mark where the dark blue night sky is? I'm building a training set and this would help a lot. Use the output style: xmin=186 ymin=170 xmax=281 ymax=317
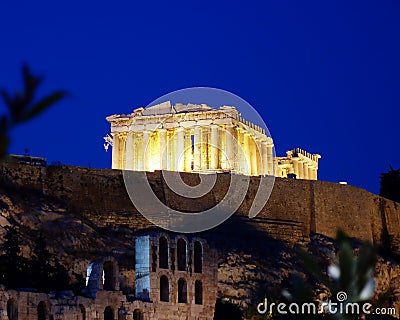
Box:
xmin=0 ymin=1 xmax=398 ymax=194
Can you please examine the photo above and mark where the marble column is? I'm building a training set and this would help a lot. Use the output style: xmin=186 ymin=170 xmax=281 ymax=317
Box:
xmin=168 ymin=129 xmax=176 ymax=171
xmin=183 ymin=128 xmax=192 ymax=172
xmin=244 ymin=132 xmax=251 ymax=175
xmin=308 ymin=166 xmax=313 ymax=181
xmin=311 ymin=167 xmax=317 ymax=180
xmin=112 ymin=133 xmax=120 ymax=169
xmin=159 ymin=129 xmax=167 ymax=170
xmin=250 ymin=136 xmax=258 ymax=176
xmin=292 ymin=158 xmax=299 ymax=179
xmin=220 ymin=126 xmax=227 ymax=170
xmin=176 ymin=127 xmax=184 ymax=172
xmin=131 ymin=132 xmax=138 ymax=171
xmin=210 ymin=124 xmax=219 ymax=170
xmin=125 ymin=131 xmax=134 ymax=170
xmin=255 ymin=139 xmax=262 ymax=176
xmin=119 ymin=133 xmax=127 ymax=170
xmin=193 ymin=126 xmax=201 ymax=170
xmin=201 ymin=127 xmax=209 ymax=170
xmin=236 ymin=128 xmax=245 ymax=174
xmin=232 ymin=125 xmax=238 ymax=171
xmin=148 ymin=130 xmax=159 ymax=171
xmin=303 ymin=162 xmax=309 ymax=180
xmin=261 ymin=141 xmax=268 ymax=175
xmin=142 ymin=131 xmax=150 ymax=171
xmin=135 ymin=133 xmax=143 ymax=170
xmin=297 ymin=160 xmax=304 ymax=179
xmin=225 ymin=124 xmax=235 ymax=170
xmin=266 ymin=144 xmax=273 ymax=176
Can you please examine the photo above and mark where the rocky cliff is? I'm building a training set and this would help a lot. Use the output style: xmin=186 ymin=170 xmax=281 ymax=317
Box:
xmin=0 ymin=162 xmax=400 ymax=317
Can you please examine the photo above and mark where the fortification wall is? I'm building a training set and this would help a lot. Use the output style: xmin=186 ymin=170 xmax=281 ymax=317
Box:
xmin=1 ymin=162 xmax=399 ymax=247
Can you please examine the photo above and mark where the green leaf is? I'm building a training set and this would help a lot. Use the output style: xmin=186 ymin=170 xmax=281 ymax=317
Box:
xmin=338 ymin=239 xmax=355 ymax=293
xmin=336 ymin=229 xmax=348 ymax=245
xmin=298 ymin=247 xmax=329 ymax=286
xmin=356 ymin=242 xmax=377 ymax=292
xmin=290 ymin=272 xmax=314 ymax=303
xmin=20 ymin=91 xmax=67 ymax=123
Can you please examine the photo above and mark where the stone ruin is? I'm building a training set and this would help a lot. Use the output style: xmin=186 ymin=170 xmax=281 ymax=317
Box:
xmin=0 ymin=230 xmax=217 ymax=320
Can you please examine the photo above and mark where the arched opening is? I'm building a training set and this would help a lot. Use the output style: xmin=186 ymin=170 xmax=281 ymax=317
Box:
xmin=177 ymin=238 xmax=187 ymax=271
xmin=7 ymin=298 xmax=18 ymax=320
xmin=194 ymin=241 xmax=202 ymax=273
xmin=195 ymin=280 xmax=203 ymax=304
xmin=177 ymin=278 xmax=188 ymax=303
xmin=104 ymin=306 xmax=114 ymax=320
xmin=160 ymin=275 xmax=169 ymax=302
xmin=132 ymin=309 xmax=143 ymax=320
xmin=85 ymin=262 xmax=93 ymax=287
xmin=37 ymin=301 xmax=49 ymax=320
xmin=103 ymin=261 xmax=116 ymax=291
xmin=117 ymin=307 xmax=127 ymax=320
xmin=79 ymin=304 xmax=85 ymax=320
xmin=159 ymin=236 xmax=168 ymax=269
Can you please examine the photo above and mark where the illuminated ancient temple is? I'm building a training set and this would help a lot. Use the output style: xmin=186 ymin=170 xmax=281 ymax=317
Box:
xmin=276 ymin=148 xmax=321 ymax=180
xmin=105 ymin=101 xmax=320 ymax=179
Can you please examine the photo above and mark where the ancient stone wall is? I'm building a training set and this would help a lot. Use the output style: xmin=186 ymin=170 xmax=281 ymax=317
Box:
xmin=0 ymin=289 xmax=145 ymax=320
xmin=145 ymin=233 xmax=217 ymax=320
xmin=0 ymin=231 xmax=217 ymax=320
xmin=2 ymin=162 xmax=400 ymax=319
xmin=0 ymin=288 xmax=215 ymax=320
xmin=1 ymin=162 xmax=399 ymax=247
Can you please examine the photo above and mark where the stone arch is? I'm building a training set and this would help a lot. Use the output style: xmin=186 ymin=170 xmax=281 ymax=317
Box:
xmin=37 ymin=301 xmax=50 ymax=320
xmin=159 ymin=236 xmax=168 ymax=269
xmin=177 ymin=238 xmax=187 ymax=271
xmin=194 ymin=240 xmax=203 ymax=273
xmin=104 ymin=306 xmax=114 ymax=320
xmin=7 ymin=298 xmax=18 ymax=320
xmin=117 ymin=307 xmax=127 ymax=320
xmin=195 ymin=280 xmax=203 ymax=304
xmin=160 ymin=275 xmax=169 ymax=302
xmin=79 ymin=304 xmax=86 ymax=320
xmin=85 ymin=256 xmax=120 ymax=297
xmin=132 ymin=309 xmax=143 ymax=320
xmin=177 ymin=278 xmax=188 ymax=303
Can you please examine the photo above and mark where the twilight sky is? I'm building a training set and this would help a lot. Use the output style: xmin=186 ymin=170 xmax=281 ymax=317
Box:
xmin=0 ymin=1 xmax=399 ymax=194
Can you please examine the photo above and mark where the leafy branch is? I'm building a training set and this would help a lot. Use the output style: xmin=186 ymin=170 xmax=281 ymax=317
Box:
xmin=285 ymin=230 xmax=379 ymax=320
xmin=0 ymin=65 xmax=67 ymax=158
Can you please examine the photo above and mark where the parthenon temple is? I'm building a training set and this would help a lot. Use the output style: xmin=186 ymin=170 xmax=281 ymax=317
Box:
xmin=105 ymin=101 xmax=321 ymax=180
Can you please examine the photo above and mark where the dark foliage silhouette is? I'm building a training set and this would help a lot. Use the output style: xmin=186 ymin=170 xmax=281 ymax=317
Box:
xmin=0 ymin=65 xmax=66 ymax=158
xmin=380 ymin=166 xmax=400 ymax=203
